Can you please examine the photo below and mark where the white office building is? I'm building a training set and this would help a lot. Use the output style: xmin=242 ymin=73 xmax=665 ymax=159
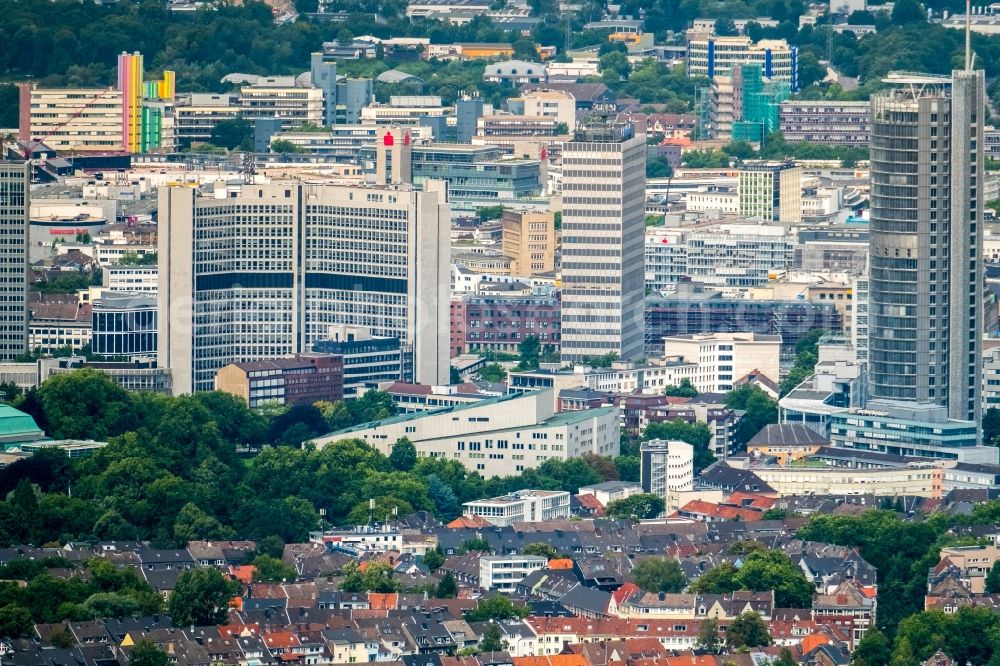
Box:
xmin=560 ymin=123 xmax=646 ymax=363
xmin=687 ymin=36 xmax=799 ymax=88
xmin=640 ymin=439 xmax=694 ymax=513
xmin=314 ymin=390 xmax=619 ymax=478
xmin=479 ymin=555 xmax=548 ymax=591
xmin=463 ymin=489 xmax=571 ymax=526
xmin=662 ymin=332 xmax=781 ymax=393
xmin=158 ymin=180 xmax=450 ymax=394
xmin=644 ymin=223 xmax=794 ymax=291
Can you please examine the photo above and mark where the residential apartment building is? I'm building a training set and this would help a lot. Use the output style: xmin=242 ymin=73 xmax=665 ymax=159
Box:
xmin=158 ymin=181 xmax=449 ymax=394
xmin=449 ymin=294 xmax=560 ymax=356
xmin=479 ymin=556 xmax=548 ymax=591
xmin=868 ymin=71 xmax=985 ymax=422
xmin=738 ymin=161 xmax=802 ymax=223
xmin=687 ymin=36 xmax=799 ymax=88
xmin=215 ymin=353 xmax=344 ymax=408
xmin=0 ymin=163 xmax=28 ymax=361
xmin=641 ymin=439 xmax=694 ymax=512
xmin=560 ymin=123 xmax=646 ymax=363
xmin=463 ymin=489 xmax=571 ymax=526
xmin=779 ymin=100 xmax=871 ymax=145
xmin=313 ymin=390 xmax=620 ymax=478
xmin=662 ymin=332 xmax=781 ymax=393
xmin=239 ymin=78 xmax=324 ymax=129
xmin=502 ymin=209 xmax=556 ymax=276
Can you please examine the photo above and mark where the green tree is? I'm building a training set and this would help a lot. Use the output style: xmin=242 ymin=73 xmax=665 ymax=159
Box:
xmin=477 ymin=363 xmax=507 ymax=383
xmin=664 ymin=378 xmax=698 ymax=398
xmin=389 ymin=437 xmax=417 ymax=471
xmin=130 ymin=641 xmax=169 ymax=666
xmin=251 ymin=554 xmax=297 ymax=583
xmin=270 ymin=139 xmax=302 ymax=154
xmin=466 ymin=595 xmax=530 ymax=621
xmin=479 ymin=622 xmax=507 ymax=652
xmin=450 ymin=367 xmax=462 ymax=384
xmin=988 ymin=562 xmax=1000 ymax=593
xmin=689 ymin=550 xmax=813 ymax=608
xmin=0 ymin=604 xmax=33 ymax=637
xmin=436 ymin=571 xmax=458 ymax=598
xmin=423 ymin=547 xmax=445 ymax=571
xmin=890 ymin=637 xmax=919 ymax=666
xmin=725 ymin=611 xmax=771 ymax=649
xmin=523 ymin=542 xmax=559 ymax=559
xmin=852 ymin=627 xmax=892 ymax=666
xmin=891 ymin=0 xmax=926 ymax=25
xmin=346 ymin=496 xmax=414 ymax=525
xmin=460 ymin=537 xmax=493 ymax=554
xmin=167 ymin=568 xmax=239 ymax=626
xmin=985 ymin=407 xmax=1000 ymax=447
xmin=646 ymin=157 xmax=673 ymax=178
xmin=725 ymin=385 xmax=778 ymax=447
xmin=519 ymin=335 xmax=541 ymax=369
xmin=173 ymin=502 xmax=235 ymax=544
xmin=632 ymin=557 xmax=687 ymax=593
xmin=714 ymin=17 xmax=737 ymax=35
xmin=643 ymin=420 xmax=714 ymax=472
xmin=36 ymin=368 xmax=132 ymax=440
xmin=696 ymin=617 xmax=721 ymax=653
xmin=339 ymin=562 xmax=400 ymax=593
xmin=210 ymin=118 xmax=253 ymax=151
xmin=604 ymin=493 xmax=665 ymax=520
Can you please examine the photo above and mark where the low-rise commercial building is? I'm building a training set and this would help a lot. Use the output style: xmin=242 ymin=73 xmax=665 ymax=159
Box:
xmin=314 ymin=390 xmax=620 ymax=477
xmin=463 ymin=489 xmax=571 ymax=526
xmin=828 ymin=399 xmax=998 ymax=463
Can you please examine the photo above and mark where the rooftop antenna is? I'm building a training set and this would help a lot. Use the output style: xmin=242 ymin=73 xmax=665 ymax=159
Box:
xmin=966 ymin=0 xmax=972 ymax=71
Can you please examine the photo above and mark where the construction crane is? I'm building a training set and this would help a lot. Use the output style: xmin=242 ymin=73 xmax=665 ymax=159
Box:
xmin=11 ymin=86 xmax=119 ymax=160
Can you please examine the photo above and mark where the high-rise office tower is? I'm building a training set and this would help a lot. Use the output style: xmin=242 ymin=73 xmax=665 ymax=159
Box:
xmin=560 ymin=122 xmax=646 ymax=363
xmin=868 ymin=70 xmax=984 ymax=422
xmin=159 ymin=181 xmax=450 ymax=394
xmin=0 ymin=162 xmax=28 ymax=361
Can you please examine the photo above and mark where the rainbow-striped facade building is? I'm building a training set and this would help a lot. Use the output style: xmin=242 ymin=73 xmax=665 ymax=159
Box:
xmin=118 ymin=52 xmax=176 ymax=153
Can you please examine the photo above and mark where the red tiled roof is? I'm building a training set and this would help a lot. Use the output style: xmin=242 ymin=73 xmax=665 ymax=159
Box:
xmin=677 ymin=500 xmax=764 ymax=522
xmin=447 ymin=515 xmax=493 ymax=528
